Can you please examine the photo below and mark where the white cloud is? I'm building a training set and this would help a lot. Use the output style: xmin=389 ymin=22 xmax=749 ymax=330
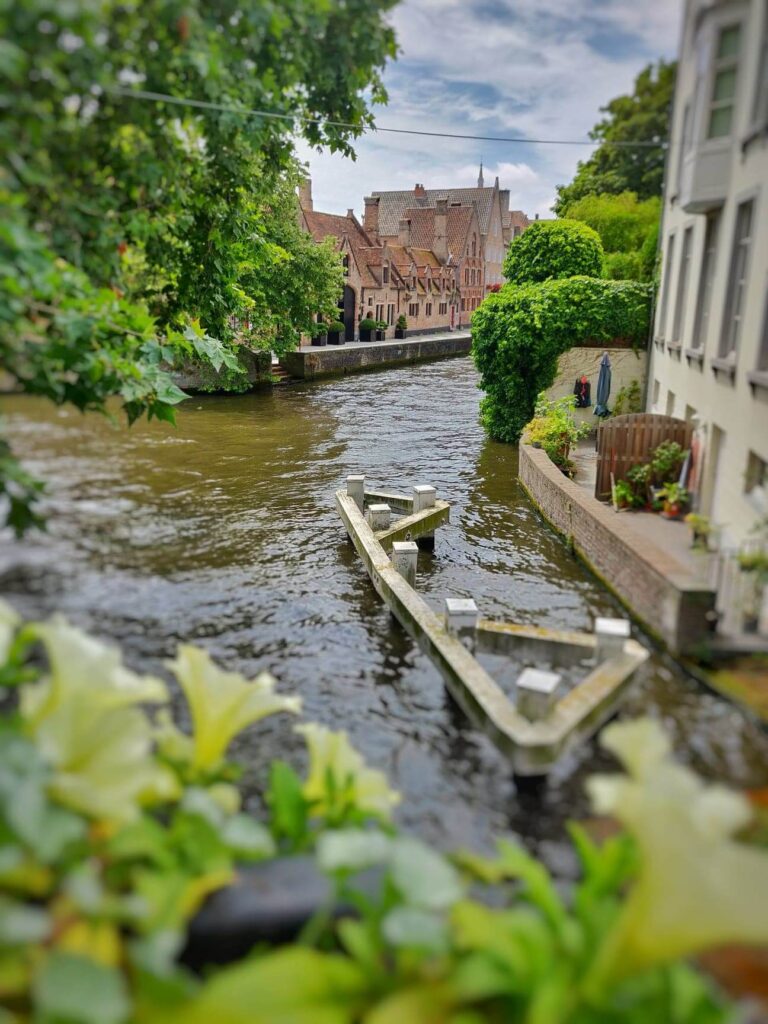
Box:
xmin=302 ymin=0 xmax=681 ymax=220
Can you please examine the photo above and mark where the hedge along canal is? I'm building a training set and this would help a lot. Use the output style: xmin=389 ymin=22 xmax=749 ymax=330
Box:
xmin=1 ymin=357 xmax=766 ymax=869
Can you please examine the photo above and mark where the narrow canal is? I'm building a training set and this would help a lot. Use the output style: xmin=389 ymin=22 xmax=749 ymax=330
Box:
xmin=2 ymin=357 xmax=766 ymax=869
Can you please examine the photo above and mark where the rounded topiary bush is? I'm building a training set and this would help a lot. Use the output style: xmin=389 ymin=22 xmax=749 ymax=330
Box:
xmin=503 ymin=219 xmax=604 ymax=285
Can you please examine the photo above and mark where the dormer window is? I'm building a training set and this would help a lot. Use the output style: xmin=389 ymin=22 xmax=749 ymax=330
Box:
xmin=382 ymin=262 xmax=389 ymax=284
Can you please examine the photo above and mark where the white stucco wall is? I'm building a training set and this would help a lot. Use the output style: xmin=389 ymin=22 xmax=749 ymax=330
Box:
xmin=546 ymin=346 xmax=648 ymax=429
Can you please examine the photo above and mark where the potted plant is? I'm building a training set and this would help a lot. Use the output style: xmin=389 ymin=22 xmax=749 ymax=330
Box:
xmin=310 ymin=322 xmax=327 ymax=347
xmin=395 ymin=314 xmax=408 ymax=339
xmin=656 ymin=482 xmax=690 ymax=520
xmin=375 ymin=319 xmax=388 ymax=341
xmin=359 ymin=317 xmax=377 ymax=342
xmin=612 ymin=480 xmax=635 ymax=511
xmin=326 ymin=320 xmax=345 ymax=346
xmin=684 ymin=513 xmax=713 ymax=550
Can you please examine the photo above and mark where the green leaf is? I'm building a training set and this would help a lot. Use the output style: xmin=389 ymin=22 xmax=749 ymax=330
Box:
xmin=381 ymin=906 xmax=448 ymax=952
xmin=33 ymin=953 xmax=130 ymax=1024
xmin=390 ymin=837 xmax=463 ymax=911
xmin=266 ymin=760 xmax=309 ymax=847
xmin=174 ymin=948 xmax=367 ymax=1024
xmin=220 ymin=814 xmax=276 ymax=860
xmin=316 ymin=829 xmax=392 ymax=873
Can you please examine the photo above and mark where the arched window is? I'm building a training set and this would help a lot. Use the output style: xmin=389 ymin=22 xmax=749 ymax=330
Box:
xmin=471 ymin=235 xmax=476 ymax=257
xmin=382 ymin=262 xmax=389 ymax=284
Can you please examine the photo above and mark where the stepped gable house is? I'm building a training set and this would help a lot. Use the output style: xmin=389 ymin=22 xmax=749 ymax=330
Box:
xmin=299 ymin=178 xmax=461 ymax=340
xmin=368 ymin=166 xmax=530 ymax=289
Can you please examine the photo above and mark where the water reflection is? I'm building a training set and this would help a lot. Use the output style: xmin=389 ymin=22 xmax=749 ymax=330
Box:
xmin=1 ymin=358 xmax=766 ymax=864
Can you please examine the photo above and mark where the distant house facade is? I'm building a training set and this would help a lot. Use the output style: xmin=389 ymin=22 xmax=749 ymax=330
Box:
xmin=648 ymin=0 xmax=768 ymax=545
xmin=299 ymin=179 xmax=461 ymax=340
xmin=367 ymin=168 xmax=529 ymax=293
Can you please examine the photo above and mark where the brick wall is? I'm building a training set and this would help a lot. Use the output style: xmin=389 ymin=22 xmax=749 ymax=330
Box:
xmin=518 ymin=443 xmax=715 ymax=654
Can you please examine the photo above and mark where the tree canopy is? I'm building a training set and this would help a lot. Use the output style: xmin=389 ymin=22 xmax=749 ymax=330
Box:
xmin=558 ymin=192 xmax=661 ymax=282
xmin=553 ymin=61 xmax=676 ymax=214
xmin=0 ymin=0 xmax=398 ymax=532
xmin=503 ymin=220 xmax=604 ymax=285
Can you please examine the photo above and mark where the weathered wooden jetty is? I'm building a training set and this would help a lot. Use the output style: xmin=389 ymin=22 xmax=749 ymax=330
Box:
xmin=335 ymin=476 xmax=649 ymax=776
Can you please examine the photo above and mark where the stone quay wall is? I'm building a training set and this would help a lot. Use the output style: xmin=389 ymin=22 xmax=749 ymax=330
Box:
xmin=519 ymin=442 xmax=716 ymax=654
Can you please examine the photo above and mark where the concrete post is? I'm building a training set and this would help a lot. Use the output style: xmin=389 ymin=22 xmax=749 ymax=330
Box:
xmin=412 ymin=485 xmax=437 ymax=513
xmin=367 ymin=503 xmax=391 ymax=531
xmin=444 ymin=597 xmax=479 ymax=651
xmin=391 ymin=541 xmax=418 ymax=587
xmin=594 ymin=617 xmax=631 ymax=661
xmin=346 ymin=474 xmax=365 ymax=512
xmin=516 ymin=668 xmax=562 ymax=721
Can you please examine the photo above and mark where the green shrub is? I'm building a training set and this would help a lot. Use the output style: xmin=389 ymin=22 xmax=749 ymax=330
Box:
xmin=639 ymin=219 xmax=661 ymax=283
xmin=560 ymin=192 xmax=661 ymax=255
xmin=326 ymin=320 xmax=345 ymax=334
xmin=612 ymin=379 xmax=643 ymax=416
xmin=526 ymin=395 xmax=591 ymax=475
xmin=650 ymin=440 xmax=686 ymax=484
xmin=359 ymin=317 xmax=378 ymax=330
xmin=503 ymin=219 xmax=604 ymax=285
xmin=396 ymin=314 xmax=408 ymax=330
xmin=604 ymin=250 xmax=643 ymax=281
xmin=472 ymin=277 xmax=652 ymax=443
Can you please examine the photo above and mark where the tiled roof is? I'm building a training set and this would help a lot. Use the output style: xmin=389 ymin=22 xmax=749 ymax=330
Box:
xmin=370 ymin=186 xmax=500 ymax=237
xmin=395 ymin=206 xmax=476 ymax=261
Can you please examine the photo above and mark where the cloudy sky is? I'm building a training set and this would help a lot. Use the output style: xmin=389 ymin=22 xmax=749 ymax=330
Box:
xmin=298 ymin=0 xmax=682 ymax=220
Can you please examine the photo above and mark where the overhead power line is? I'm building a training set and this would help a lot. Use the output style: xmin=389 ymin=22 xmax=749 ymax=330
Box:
xmin=106 ymin=86 xmax=669 ymax=149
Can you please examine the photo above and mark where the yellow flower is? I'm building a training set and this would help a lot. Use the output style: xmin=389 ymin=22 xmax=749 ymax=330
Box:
xmin=586 ymin=717 xmax=768 ymax=986
xmin=168 ymin=645 xmax=301 ymax=772
xmin=296 ymin=723 xmax=400 ymax=820
xmin=19 ymin=616 xmax=175 ymax=823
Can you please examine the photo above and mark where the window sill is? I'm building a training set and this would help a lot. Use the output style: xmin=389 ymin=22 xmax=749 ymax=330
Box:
xmin=711 ymin=356 xmax=736 ymax=382
xmin=685 ymin=347 xmax=705 ymax=365
xmin=653 ymin=337 xmax=665 ymax=351
xmin=747 ymin=370 xmax=768 ymax=395
xmin=666 ymin=341 xmax=682 ymax=356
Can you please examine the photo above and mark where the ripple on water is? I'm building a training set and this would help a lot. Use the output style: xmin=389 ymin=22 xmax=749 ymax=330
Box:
xmin=1 ymin=358 xmax=766 ymax=863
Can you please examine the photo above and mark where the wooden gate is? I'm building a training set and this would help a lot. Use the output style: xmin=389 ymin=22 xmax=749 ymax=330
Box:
xmin=594 ymin=413 xmax=693 ymax=500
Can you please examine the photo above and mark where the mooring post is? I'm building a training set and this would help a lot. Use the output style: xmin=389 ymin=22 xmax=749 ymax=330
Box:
xmin=391 ymin=541 xmax=418 ymax=587
xmin=367 ymin=503 xmax=391 ymax=531
xmin=594 ymin=617 xmax=631 ymax=661
xmin=516 ymin=667 xmax=562 ymax=721
xmin=444 ymin=597 xmax=479 ymax=651
xmin=346 ymin=474 xmax=365 ymax=512
xmin=412 ymin=484 xmax=437 ymax=513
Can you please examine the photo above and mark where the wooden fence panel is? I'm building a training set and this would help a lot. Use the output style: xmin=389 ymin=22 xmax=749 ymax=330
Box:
xmin=594 ymin=413 xmax=693 ymax=500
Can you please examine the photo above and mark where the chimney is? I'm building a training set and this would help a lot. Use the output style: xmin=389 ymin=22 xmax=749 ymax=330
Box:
xmin=434 ymin=199 xmax=448 ymax=260
xmin=363 ymin=195 xmax=380 ymax=239
xmin=398 ymin=218 xmax=411 ymax=246
xmin=347 ymin=208 xmax=355 ymax=219
xmin=535 ymin=213 xmax=540 ymax=220
xmin=414 ymin=183 xmax=426 ymax=199
xmin=298 ymin=176 xmax=313 ymax=212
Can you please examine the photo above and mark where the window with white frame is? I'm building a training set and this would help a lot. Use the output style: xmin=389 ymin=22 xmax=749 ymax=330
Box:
xmin=719 ymin=199 xmax=754 ymax=358
xmin=752 ymin=2 xmax=768 ymax=126
xmin=658 ymin=234 xmax=676 ymax=338
xmin=707 ymin=23 xmax=741 ymax=139
xmin=672 ymin=226 xmax=693 ymax=344
xmin=757 ymin=284 xmax=768 ymax=371
xmin=692 ymin=210 xmax=721 ymax=350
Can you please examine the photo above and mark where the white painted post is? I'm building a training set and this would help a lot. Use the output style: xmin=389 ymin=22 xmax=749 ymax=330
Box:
xmin=346 ymin=474 xmax=365 ymax=512
xmin=516 ymin=668 xmax=562 ymax=721
xmin=444 ymin=597 xmax=479 ymax=651
xmin=367 ymin=503 xmax=391 ymax=531
xmin=412 ymin=485 xmax=437 ymax=513
xmin=594 ymin=617 xmax=631 ymax=660
xmin=391 ymin=541 xmax=418 ymax=587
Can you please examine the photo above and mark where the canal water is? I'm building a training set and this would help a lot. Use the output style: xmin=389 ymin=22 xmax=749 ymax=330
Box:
xmin=2 ymin=357 xmax=766 ymax=871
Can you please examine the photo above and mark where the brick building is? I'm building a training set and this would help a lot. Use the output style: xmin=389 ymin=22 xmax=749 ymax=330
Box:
xmin=299 ymin=179 xmax=461 ymax=340
xmin=367 ymin=167 xmax=529 ymax=289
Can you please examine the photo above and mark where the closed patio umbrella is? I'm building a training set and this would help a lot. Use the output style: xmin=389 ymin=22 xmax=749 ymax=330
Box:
xmin=594 ymin=352 xmax=612 ymax=418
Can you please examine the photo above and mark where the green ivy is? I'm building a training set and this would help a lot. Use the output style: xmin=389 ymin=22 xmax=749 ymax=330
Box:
xmin=472 ymin=277 xmax=652 ymax=443
xmin=503 ymin=220 xmax=604 ymax=285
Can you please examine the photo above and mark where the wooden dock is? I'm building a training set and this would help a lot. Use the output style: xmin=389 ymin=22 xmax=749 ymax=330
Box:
xmin=335 ymin=476 xmax=649 ymax=776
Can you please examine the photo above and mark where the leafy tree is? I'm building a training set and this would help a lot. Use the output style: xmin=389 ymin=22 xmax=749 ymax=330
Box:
xmin=554 ymin=61 xmax=676 ymax=213
xmin=0 ymin=0 xmax=397 ymax=532
xmin=503 ymin=220 xmax=604 ymax=285
xmin=560 ymin=192 xmax=662 ymax=282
